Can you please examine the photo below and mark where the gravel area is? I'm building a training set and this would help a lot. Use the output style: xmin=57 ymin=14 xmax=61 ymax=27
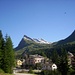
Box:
xmin=14 ymin=73 xmax=36 ymax=75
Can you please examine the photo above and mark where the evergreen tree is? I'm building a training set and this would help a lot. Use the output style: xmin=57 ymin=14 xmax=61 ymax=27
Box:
xmin=0 ymin=30 xmax=15 ymax=73
xmin=2 ymin=35 xmax=15 ymax=73
xmin=41 ymin=52 xmax=46 ymax=57
xmin=52 ymin=49 xmax=59 ymax=64
xmin=0 ymin=30 xmax=4 ymax=68
xmin=58 ymin=49 xmax=69 ymax=75
xmin=1 ymin=37 xmax=5 ymax=70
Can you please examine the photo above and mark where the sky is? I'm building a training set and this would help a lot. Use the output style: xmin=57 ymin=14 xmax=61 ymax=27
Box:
xmin=0 ymin=0 xmax=75 ymax=47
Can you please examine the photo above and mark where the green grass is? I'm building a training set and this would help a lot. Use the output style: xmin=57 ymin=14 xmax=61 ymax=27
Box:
xmin=0 ymin=73 xmax=14 ymax=75
xmin=0 ymin=69 xmax=14 ymax=75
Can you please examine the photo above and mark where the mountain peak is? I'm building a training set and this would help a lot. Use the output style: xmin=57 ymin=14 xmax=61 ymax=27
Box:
xmin=23 ymin=35 xmax=28 ymax=38
xmin=23 ymin=35 xmax=33 ymax=41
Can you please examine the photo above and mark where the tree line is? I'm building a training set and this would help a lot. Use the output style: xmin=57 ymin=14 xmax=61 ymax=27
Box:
xmin=0 ymin=30 xmax=15 ymax=73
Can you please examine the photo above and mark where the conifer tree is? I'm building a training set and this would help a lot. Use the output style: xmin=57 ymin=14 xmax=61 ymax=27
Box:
xmin=0 ymin=30 xmax=4 ymax=68
xmin=58 ymin=49 xmax=69 ymax=75
xmin=0 ymin=30 xmax=15 ymax=73
xmin=2 ymin=35 xmax=15 ymax=73
xmin=52 ymin=49 xmax=59 ymax=64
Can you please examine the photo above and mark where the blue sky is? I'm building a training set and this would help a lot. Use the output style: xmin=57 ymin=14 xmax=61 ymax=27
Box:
xmin=0 ymin=0 xmax=75 ymax=47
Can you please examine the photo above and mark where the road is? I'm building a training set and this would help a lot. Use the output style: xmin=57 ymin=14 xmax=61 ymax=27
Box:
xmin=13 ymin=69 xmax=40 ymax=75
xmin=14 ymin=73 xmax=35 ymax=75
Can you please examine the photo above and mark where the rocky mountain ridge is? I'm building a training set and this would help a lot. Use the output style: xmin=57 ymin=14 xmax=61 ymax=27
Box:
xmin=23 ymin=35 xmax=51 ymax=44
xmin=15 ymin=35 xmax=51 ymax=50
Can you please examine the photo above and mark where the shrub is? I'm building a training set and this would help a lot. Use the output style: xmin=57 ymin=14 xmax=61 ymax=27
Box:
xmin=40 ymin=70 xmax=61 ymax=75
xmin=0 ymin=69 xmax=4 ymax=73
xmin=28 ymin=68 xmax=34 ymax=74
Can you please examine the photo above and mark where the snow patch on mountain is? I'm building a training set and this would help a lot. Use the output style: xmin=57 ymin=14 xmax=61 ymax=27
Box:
xmin=39 ymin=38 xmax=50 ymax=44
xmin=33 ymin=38 xmax=40 ymax=43
xmin=23 ymin=35 xmax=51 ymax=44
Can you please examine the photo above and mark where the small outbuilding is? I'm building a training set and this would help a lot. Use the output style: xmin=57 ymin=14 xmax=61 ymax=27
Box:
xmin=52 ymin=64 xmax=57 ymax=70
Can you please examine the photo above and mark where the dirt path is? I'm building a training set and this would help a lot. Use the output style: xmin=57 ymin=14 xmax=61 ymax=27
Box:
xmin=14 ymin=73 xmax=35 ymax=75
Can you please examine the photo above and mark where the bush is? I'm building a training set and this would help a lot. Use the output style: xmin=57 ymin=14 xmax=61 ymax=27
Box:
xmin=0 ymin=69 xmax=4 ymax=73
xmin=28 ymin=68 xmax=34 ymax=74
xmin=40 ymin=70 xmax=61 ymax=75
xmin=68 ymin=68 xmax=75 ymax=75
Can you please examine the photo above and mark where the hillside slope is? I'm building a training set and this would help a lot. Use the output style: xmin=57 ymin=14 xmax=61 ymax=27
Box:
xmin=57 ymin=30 xmax=75 ymax=45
